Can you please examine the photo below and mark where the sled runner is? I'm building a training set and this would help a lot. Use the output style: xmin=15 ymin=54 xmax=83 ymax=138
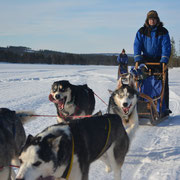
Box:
xmin=133 ymin=62 xmax=169 ymax=125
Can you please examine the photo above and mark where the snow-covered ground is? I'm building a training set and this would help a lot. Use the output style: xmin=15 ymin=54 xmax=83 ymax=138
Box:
xmin=0 ymin=63 xmax=180 ymax=180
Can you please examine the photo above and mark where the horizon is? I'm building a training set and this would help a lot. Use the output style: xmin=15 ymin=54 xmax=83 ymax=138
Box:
xmin=1 ymin=45 xmax=136 ymax=56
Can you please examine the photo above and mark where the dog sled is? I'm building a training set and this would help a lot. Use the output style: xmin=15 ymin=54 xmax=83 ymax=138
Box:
xmin=132 ymin=62 xmax=170 ymax=125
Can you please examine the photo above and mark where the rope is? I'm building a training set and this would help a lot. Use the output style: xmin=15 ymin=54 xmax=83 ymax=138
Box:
xmin=94 ymin=92 xmax=108 ymax=106
xmin=29 ymin=114 xmax=57 ymax=117
xmin=17 ymin=92 xmax=108 ymax=119
xmin=0 ymin=165 xmax=20 ymax=170
xmin=10 ymin=165 xmax=20 ymax=168
xmin=29 ymin=114 xmax=92 ymax=118
xmin=18 ymin=91 xmax=108 ymax=118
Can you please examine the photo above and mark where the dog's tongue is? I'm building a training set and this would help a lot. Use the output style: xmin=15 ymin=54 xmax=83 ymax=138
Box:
xmin=49 ymin=94 xmax=64 ymax=109
xmin=122 ymin=104 xmax=132 ymax=114
xmin=58 ymin=101 xmax=64 ymax=110
xmin=49 ymin=94 xmax=55 ymax=102
xmin=123 ymin=107 xmax=129 ymax=114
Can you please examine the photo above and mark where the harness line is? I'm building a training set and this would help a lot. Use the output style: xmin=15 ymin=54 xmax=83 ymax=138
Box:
xmin=62 ymin=134 xmax=74 ymax=180
xmin=66 ymin=135 xmax=74 ymax=180
xmin=22 ymin=114 xmax=91 ymax=118
xmin=0 ymin=165 xmax=20 ymax=171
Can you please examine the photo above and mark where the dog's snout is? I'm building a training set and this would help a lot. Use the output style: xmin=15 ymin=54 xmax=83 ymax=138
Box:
xmin=55 ymin=94 xmax=60 ymax=99
xmin=123 ymin=102 xmax=128 ymax=107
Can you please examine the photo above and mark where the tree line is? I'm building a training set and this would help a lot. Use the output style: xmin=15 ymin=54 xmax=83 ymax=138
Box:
xmin=0 ymin=46 xmax=135 ymax=66
xmin=0 ymin=37 xmax=179 ymax=67
xmin=168 ymin=37 xmax=180 ymax=67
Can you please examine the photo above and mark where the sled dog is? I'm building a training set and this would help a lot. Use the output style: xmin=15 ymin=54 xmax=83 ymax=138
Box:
xmin=16 ymin=114 xmax=129 ymax=180
xmin=117 ymin=73 xmax=135 ymax=88
xmin=0 ymin=108 xmax=35 ymax=180
xmin=108 ymin=73 xmax=139 ymax=141
xmin=49 ymin=80 xmax=95 ymax=123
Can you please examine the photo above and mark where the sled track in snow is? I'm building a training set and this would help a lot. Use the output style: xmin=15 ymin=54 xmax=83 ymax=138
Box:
xmin=169 ymin=90 xmax=180 ymax=116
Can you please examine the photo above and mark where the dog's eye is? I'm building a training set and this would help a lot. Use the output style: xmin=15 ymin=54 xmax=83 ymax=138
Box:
xmin=119 ymin=94 xmax=124 ymax=99
xmin=128 ymin=94 xmax=134 ymax=98
xmin=59 ymin=88 xmax=65 ymax=92
xmin=53 ymin=86 xmax=58 ymax=92
xmin=33 ymin=161 xmax=42 ymax=167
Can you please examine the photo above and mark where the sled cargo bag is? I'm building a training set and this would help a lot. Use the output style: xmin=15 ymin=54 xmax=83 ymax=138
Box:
xmin=139 ymin=75 xmax=167 ymax=114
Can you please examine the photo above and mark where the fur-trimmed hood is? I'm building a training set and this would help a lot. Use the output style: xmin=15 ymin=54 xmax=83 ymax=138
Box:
xmin=144 ymin=10 xmax=164 ymax=27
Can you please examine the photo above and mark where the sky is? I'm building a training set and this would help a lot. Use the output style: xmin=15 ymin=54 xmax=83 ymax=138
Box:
xmin=0 ymin=0 xmax=180 ymax=54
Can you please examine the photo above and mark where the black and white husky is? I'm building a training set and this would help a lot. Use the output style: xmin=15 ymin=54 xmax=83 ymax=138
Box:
xmin=0 ymin=108 xmax=35 ymax=180
xmin=108 ymin=73 xmax=139 ymax=141
xmin=49 ymin=80 xmax=95 ymax=123
xmin=16 ymin=114 xmax=129 ymax=180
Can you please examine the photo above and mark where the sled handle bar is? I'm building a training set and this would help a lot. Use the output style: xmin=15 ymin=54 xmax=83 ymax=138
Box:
xmin=135 ymin=62 xmax=164 ymax=69
xmin=135 ymin=62 xmax=167 ymax=76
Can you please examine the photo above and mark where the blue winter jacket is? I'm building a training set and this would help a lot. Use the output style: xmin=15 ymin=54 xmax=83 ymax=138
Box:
xmin=117 ymin=54 xmax=128 ymax=75
xmin=134 ymin=24 xmax=171 ymax=63
xmin=117 ymin=54 xmax=128 ymax=64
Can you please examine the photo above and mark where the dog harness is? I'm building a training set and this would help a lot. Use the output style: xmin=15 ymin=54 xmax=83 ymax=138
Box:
xmin=61 ymin=135 xmax=74 ymax=180
xmin=61 ymin=118 xmax=111 ymax=179
xmin=58 ymin=106 xmax=81 ymax=121
xmin=96 ymin=118 xmax=111 ymax=160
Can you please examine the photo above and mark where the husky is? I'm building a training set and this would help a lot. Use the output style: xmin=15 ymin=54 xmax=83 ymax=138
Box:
xmin=0 ymin=108 xmax=35 ymax=180
xmin=16 ymin=114 xmax=129 ymax=180
xmin=108 ymin=73 xmax=139 ymax=141
xmin=49 ymin=80 xmax=95 ymax=123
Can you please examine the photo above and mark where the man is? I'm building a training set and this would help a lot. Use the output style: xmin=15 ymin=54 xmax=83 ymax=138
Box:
xmin=133 ymin=10 xmax=171 ymax=116
xmin=134 ymin=10 xmax=171 ymax=63
xmin=117 ymin=49 xmax=128 ymax=79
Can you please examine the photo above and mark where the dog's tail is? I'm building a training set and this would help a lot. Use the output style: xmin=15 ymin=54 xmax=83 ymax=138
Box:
xmin=16 ymin=111 xmax=37 ymax=124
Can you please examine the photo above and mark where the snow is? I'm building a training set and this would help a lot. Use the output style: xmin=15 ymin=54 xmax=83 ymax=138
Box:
xmin=0 ymin=63 xmax=180 ymax=180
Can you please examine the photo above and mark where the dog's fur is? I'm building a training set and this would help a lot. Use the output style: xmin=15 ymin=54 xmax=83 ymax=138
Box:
xmin=16 ymin=114 xmax=129 ymax=180
xmin=49 ymin=80 xmax=95 ymax=123
xmin=0 ymin=108 xmax=35 ymax=180
xmin=108 ymin=73 xmax=139 ymax=141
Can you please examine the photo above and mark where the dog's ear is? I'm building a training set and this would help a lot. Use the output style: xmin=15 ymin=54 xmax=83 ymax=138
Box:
xmin=93 ymin=111 xmax=102 ymax=116
xmin=26 ymin=134 xmax=34 ymax=144
xmin=48 ymin=136 xmax=62 ymax=152
xmin=129 ymin=79 xmax=136 ymax=90
xmin=117 ymin=79 xmax=122 ymax=89
xmin=108 ymin=89 xmax=113 ymax=94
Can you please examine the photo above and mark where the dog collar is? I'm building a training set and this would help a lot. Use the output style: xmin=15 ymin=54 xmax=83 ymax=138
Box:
xmin=58 ymin=106 xmax=80 ymax=120
xmin=62 ymin=135 xmax=74 ymax=179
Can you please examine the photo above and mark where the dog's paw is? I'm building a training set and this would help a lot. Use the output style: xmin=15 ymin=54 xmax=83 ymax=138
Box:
xmin=105 ymin=165 xmax=112 ymax=173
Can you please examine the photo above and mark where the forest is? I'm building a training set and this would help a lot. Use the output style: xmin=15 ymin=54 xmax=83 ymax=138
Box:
xmin=0 ymin=37 xmax=179 ymax=67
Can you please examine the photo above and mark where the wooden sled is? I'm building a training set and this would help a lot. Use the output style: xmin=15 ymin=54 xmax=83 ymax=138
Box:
xmin=135 ymin=62 xmax=169 ymax=125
